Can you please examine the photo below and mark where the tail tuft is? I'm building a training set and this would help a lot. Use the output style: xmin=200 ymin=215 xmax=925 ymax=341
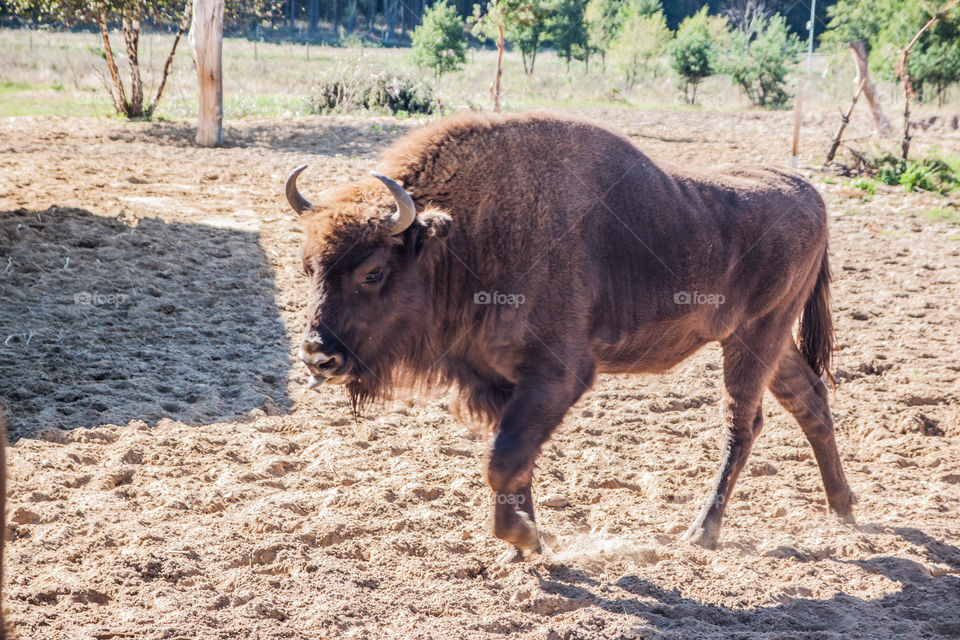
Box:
xmin=798 ymin=250 xmax=834 ymax=386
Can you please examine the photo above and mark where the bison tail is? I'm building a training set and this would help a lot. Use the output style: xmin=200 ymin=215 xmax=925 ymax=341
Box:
xmin=798 ymin=249 xmax=834 ymax=387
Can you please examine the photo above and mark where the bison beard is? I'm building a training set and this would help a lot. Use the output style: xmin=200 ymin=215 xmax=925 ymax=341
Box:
xmin=289 ymin=111 xmax=856 ymax=561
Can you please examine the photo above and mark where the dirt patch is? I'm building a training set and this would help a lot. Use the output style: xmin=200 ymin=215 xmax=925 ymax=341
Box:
xmin=2 ymin=109 xmax=960 ymax=639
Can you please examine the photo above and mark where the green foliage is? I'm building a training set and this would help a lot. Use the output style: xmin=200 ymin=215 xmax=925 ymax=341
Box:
xmin=306 ymin=65 xmax=439 ymax=115
xmin=6 ymin=0 xmax=196 ymax=118
xmin=609 ymin=3 xmax=671 ymax=89
xmin=821 ymin=0 xmax=960 ymax=105
xmin=863 ymin=152 xmax=960 ymax=195
xmin=720 ymin=13 xmax=800 ymax=107
xmin=584 ymin=0 xmax=622 ymax=68
xmin=667 ymin=7 xmax=718 ymax=103
xmin=585 ymin=0 xmax=663 ymax=72
xmin=849 ymin=176 xmax=877 ymax=194
xmin=546 ymin=0 xmax=590 ymax=69
xmin=411 ymin=0 xmax=466 ymax=78
xmin=7 ymin=0 xmax=187 ymax=26
xmin=472 ymin=0 xmax=553 ymax=75
xmin=927 ymin=208 xmax=960 ymax=225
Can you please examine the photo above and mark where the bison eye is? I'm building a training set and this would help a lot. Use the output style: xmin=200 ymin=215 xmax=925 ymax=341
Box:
xmin=362 ymin=268 xmax=384 ymax=285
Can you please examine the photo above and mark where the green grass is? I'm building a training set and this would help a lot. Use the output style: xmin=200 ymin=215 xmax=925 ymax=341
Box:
xmin=5 ymin=27 xmax=954 ymax=120
xmin=927 ymin=207 xmax=960 ymax=225
xmin=0 ymin=80 xmax=32 ymax=92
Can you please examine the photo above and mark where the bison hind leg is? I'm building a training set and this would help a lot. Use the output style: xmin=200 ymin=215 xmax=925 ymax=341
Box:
xmin=769 ymin=342 xmax=856 ymax=521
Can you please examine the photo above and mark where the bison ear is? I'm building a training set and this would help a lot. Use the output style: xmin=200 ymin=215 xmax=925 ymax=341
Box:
xmin=418 ymin=209 xmax=452 ymax=240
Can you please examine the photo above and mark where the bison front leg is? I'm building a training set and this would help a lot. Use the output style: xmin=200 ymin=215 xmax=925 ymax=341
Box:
xmin=492 ymin=484 xmax=537 ymax=564
xmin=681 ymin=324 xmax=789 ymax=549
xmin=487 ymin=369 xmax=588 ymax=561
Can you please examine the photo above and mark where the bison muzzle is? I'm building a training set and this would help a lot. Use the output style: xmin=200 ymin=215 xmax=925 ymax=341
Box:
xmin=286 ymin=112 xmax=856 ymax=561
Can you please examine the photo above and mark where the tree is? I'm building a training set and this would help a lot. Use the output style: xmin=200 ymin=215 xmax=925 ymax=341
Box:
xmin=584 ymin=0 xmax=622 ymax=71
xmin=472 ymin=0 xmax=551 ymax=75
xmin=821 ymin=0 xmax=960 ymax=105
xmin=547 ymin=0 xmax=589 ymax=70
xmin=8 ymin=0 xmax=190 ymax=119
xmin=609 ymin=1 xmax=671 ymax=89
xmin=585 ymin=0 xmax=661 ymax=71
xmin=411 ymin=0 xmax=466 ymax=78
xmin=720 ymin=13 xmax=800 ymax=107
xmin=667 ymin=7 xmax=718 ymax=103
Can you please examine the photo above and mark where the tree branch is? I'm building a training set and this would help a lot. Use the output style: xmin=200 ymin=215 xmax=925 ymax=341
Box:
xmin=146 ymin=5 xmax=191 ymax=117
xmin=98 ymin=9 xmax=128 ymax=116
xmin=896 ymin=0 xmax=959 ymax=159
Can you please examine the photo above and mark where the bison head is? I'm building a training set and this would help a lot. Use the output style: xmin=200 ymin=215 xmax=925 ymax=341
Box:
xmin=286 ymin=165 xmax=452 ymax=409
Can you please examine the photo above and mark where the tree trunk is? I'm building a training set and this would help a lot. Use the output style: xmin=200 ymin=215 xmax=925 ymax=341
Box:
xmin=848 ymin=40 xmax=892 ymax=137
xmin=332 ymin=0 xmax=339 ymax=37
xmin=98 ymin=11 xmax=128 ymax=116
xmin=347 ymin=0 xmax=358 ymax=33
xmin=386 ymin=0 xmax=400 ymax=42
xmin=191 ymin=0 xmax=224 ymax=147
xmin=309 ymin=0 xmax=319 ymax=33
xmin=492 ymin=17 xmax=504 ymax=112
xmin=122 ymin=5 xmax=144 ymax=116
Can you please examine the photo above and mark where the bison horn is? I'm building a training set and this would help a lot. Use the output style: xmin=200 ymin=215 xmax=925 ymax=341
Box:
xmin=372 ymin=172 xmax=416 ymax=236
xmin=285 ymin=165 xmax=312 ymax=215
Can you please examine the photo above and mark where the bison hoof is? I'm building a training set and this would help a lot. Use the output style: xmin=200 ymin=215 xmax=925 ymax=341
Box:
xmin=828 ymin=491 xmax=857 ymax=523
xmin=494 ymin=509 xmax=540 ymax=552
xmin=497 ymin=546 xmax=526 ymax=565
xmin=680 ymin=522 xmax=719 ymax=550
xmin=496 ymin=541 xmax=543 ymax=565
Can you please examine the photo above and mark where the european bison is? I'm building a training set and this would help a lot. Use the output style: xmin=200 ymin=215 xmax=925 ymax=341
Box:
xmin=287 ymin=112 xmax=855 ymax=559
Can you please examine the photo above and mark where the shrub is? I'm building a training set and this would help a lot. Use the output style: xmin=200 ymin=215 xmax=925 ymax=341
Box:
xmin=609 ymin=5 xmax=671 ymax=89
xmin=471 ymin=0 xmax=552 ymax=75
xmin=667 ymin=7 xmax=718 ymax=104
xmin=306 ymin=66 xmax=439 ymax=115
xmin=411 ymin=0 xmax=467 ymax=78
xmin=584 ymin=0 xmax=624 ymax=71
xmin=869 ymin=153 xmax=960 ymax=195
xmin=547 ymin=0 xmax=590 ymax=70
xmin=720 ymin=13 xmax=800 ymax=108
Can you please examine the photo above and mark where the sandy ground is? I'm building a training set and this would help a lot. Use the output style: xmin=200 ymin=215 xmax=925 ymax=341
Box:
xmin=1 ymin=107 xmax=960 ymax=639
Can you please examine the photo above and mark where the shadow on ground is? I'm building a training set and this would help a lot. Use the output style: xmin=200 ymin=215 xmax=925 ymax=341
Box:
xmin=0 ymin=206 xmax=292 ymax=439
xmin=537 ymin=526 xmax=960 ymax=638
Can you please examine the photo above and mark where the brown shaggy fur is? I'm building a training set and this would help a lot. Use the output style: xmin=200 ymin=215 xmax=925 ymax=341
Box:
xmin=294 ymin=111 xmax=855 ymax=554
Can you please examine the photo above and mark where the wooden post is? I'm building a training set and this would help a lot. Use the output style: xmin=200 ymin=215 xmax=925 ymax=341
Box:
xmin=848 ymin=40 xmax=892 ymax=137
xmin=190 ymin=0 xmax=224 ymax=147
xmin=791 ymin=78 xmax=803 ymax=168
